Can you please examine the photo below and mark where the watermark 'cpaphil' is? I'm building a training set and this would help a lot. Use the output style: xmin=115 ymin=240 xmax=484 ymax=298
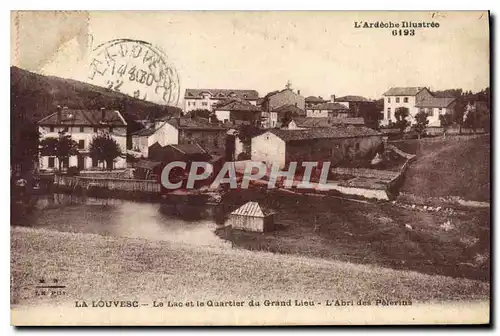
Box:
xmin=160 ymin=161 xmax=332 ymax=190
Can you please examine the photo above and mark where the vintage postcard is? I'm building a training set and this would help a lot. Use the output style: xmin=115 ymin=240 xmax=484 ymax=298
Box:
xmin=10 ymin=10 xmax=490 ymax=326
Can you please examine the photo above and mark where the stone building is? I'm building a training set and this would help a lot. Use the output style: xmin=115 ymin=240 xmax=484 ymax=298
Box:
xmin=251 ymin=127 xmax=383 ymax=169
xmin=132 ymin=116 xmax=229 ymax=158
xmin=184 ymin=88 xmax=259 ymax=113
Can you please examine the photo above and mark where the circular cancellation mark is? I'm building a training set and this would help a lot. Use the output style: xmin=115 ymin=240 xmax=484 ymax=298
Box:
xmin=88 ymin=39 xmax=180 ymax=107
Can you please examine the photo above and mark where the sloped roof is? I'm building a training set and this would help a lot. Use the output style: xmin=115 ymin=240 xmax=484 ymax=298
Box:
xmin=38 ymin=108 xmax=126 ymax=126
xmin=135 ymin=160 xmax=162 ymax=170
xmin=215 ymin=99 xmax=262 ymax=112
xmin=335 ymin=95 xmax=370 ymax=102
xmin=296 ymin=117 xmax=365 ymax=128
xmin=169 ymin=143 xmax=207 ymax=155
xmin=132 ymin=124 xmax=158 ymax=136
xmin=184 ymin=89 xmax=259 ymax=100
xmin=383 ymin=87 xmax=428 ymax=96
xmin=267 ymin=126 xmax=381 ymax=142
xmin=272 ymin=104 xmax=306 ymax=116
xmin=305 ymin=96 xmax=327 ymax=103
xmin=307 ymin=102 xmax=349 ymax=111
xmin=415 ymin=97 xmax=456 ymax=108
xmin=166 ymin=117 xmax=228 ymax=130
xmin=231 ymin=202 xmax=273 ymax=218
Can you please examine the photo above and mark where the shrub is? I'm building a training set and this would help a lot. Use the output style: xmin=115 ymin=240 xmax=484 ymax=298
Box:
xmin=67 ymin=166 xmax=80 ymax=176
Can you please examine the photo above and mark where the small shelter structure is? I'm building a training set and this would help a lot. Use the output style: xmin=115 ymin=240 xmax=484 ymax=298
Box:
xmin=228 ymin=201 xmax=275 ymax=232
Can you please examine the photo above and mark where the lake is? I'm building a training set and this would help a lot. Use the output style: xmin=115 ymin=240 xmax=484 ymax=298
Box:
xmin=12 ymin=194 xmax=232 ymax=248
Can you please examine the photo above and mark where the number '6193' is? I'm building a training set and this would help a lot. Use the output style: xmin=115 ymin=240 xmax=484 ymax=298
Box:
xmin=392 ymin=29 xmax=415 ymax=36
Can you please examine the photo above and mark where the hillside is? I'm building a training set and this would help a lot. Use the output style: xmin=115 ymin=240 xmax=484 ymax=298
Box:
xmin=10 ymin=66 xmax=182 ymax=123
xmin=394 ymin=135 xmax=490 ymax=202
xmin=10 ymin=66 xmax=182 ymax=172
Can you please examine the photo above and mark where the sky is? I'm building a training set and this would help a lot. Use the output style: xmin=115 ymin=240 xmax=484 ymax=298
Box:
xmin=12 ymin=11 xmax=490 ymax=106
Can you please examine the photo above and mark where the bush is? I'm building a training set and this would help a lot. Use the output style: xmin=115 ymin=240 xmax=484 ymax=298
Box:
xmin=67 ymin=166 xmax=80 ymax=176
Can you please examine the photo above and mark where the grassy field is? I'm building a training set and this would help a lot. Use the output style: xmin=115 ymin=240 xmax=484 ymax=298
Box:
xmin=392 ymin=135 xmax=490 ymax=201
xmin=216 ymin=189 xmax=490 ymax=281
xmin=11 ymin=226 xmax=489 ymax=308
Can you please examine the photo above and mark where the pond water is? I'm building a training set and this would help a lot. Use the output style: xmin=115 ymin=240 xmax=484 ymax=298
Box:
xmin=12 ymin=194 xmax=232 ymax=248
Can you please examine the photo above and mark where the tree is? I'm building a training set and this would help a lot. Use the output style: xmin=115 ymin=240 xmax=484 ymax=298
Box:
xmin=279 ymin=112 xmax=294 ymax=128
xmin=39 ymin=132 xmax=79 ymax=171
xmin=394 ymin=107 xmax=410 ymax=133
xmin=89 ymin=133 xmax=122 ymax=170
xmin=453 ymin=98 xmax=467 ymax=134
xmin=358 ymin=102 xmax=381 ymax=130
xmin=413 ymin=111 xmax=429 ymax=139
xmin=464 ymin=108 xmax=478 ymax=133
xmin=439 ymin=113 xmax=453 ymax=138
xmin=186 ymin=109 xmax=212 ymax=119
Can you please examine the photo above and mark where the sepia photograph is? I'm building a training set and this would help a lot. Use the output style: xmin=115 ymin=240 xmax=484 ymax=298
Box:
xmin=9 ymin=10 xmax=490 ymax=326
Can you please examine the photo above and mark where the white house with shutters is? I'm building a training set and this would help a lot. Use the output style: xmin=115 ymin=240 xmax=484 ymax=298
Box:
xmin=382 ymin=87 xmax=456 ymax=127
xmin=37 ymin=106 xmax=127 ymax=170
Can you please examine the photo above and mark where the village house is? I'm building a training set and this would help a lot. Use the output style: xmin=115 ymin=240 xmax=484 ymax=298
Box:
xmin=148 ymin=143 xmax=223 ymax=189
xmin=213 ymin=99 xmax=262 ymax=125
xmin=305 ymin=102 xmax=351 ymax=118
xmin=184 ymin=88 xmax=259 ymax=113
xmin=251 ymin=126 xmax=383 ymax=169
xmin=305 ymin=96 xmax=328 ymax=108
xmin=382 ymin=87 xmax=456 ymax=127
xmin=415 ymin=97 xmax=456 ymax=126
xmin=295 ymin=117 xmax=365 ymax=128
xmin=260 ymin=84 xmax=305 ymax=128
xmin=131 ymin=116 xmax=229 ymax=158
xmin=333 ymin=95 xmax=371 ymax=109
xmin=334 ymin=95 xmax=377 ymax=117
xmin=38 ymin=106 xmax=127 ymax=170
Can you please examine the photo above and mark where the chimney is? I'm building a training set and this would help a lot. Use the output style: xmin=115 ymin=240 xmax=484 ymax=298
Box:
xmin=56 ymin=105 xmax=62 ymax=123
xmin=100 ymin=107 xmax=105 ymax=121
xmin=297 ymin=90 xmax=301 ymax=95
xmin=331 ymin=94 xmax=336 ymax=102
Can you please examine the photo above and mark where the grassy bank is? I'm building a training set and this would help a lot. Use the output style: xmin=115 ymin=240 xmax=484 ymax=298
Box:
xmin=11 ymin=226 xmax=489 ymax=308
xmin=391 ymin=135 xmax=490 ymax=201
xmin=216 ymin=189 xmax=490 ymax=281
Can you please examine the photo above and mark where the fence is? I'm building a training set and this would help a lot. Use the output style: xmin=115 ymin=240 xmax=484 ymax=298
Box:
xmin=54 ymin=175 xmax=161 ymax=193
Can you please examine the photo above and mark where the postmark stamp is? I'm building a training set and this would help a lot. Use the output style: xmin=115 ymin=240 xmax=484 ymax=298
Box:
xmin=88 ymin=39 xmax=180 ymax=106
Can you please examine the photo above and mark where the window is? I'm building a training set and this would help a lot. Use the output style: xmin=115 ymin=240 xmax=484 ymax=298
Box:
xmin=63 ymin=158 xmax=69 ymax=168
xmin=403 ymin=97 xmax=409 ymax=103
xmin=387 ymin=97 xmax=391 ymax=103
xmin=78 ymin=140 xmax=85 ymax=149
xmin=439 ymin=108 xmax=443 ymax=113
xmin=213 ymin=138 xmax=218 ymax=148
xmin=428 ymin=108 xmax=435 ymax=116
xmin=395 ymin=97 xmax=400 ymax=103
xmin=48 ymin=157 xmax=55 ymax=168
xmin=202 ymin=102 xmax=208 ymax=107
xmin=49 ymin=126 xmax=54 ymax=132
xmin=387 ymin=108 xmax=391 ymax=119
xmin=92 ymin=158 xmax=98 ymax=167
xmin=109 ymin=126 xmax=113 ymax=132
xmin=94 ymin=127 xmax=98 ymax=133
xmin=355 ymin=143 xmax=360 ymax=150
xmin=63 ymin=126 xmax=69 ymax=133
xmin=79 ymin=126 xmax=84 ymax=132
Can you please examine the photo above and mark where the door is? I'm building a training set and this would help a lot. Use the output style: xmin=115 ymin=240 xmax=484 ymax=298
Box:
xmin=77 ymin=155 xmax=85 ymax=170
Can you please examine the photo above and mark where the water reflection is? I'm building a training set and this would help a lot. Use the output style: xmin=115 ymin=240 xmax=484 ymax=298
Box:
xmin=13 ymin=194 xmax=231 ymax=248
